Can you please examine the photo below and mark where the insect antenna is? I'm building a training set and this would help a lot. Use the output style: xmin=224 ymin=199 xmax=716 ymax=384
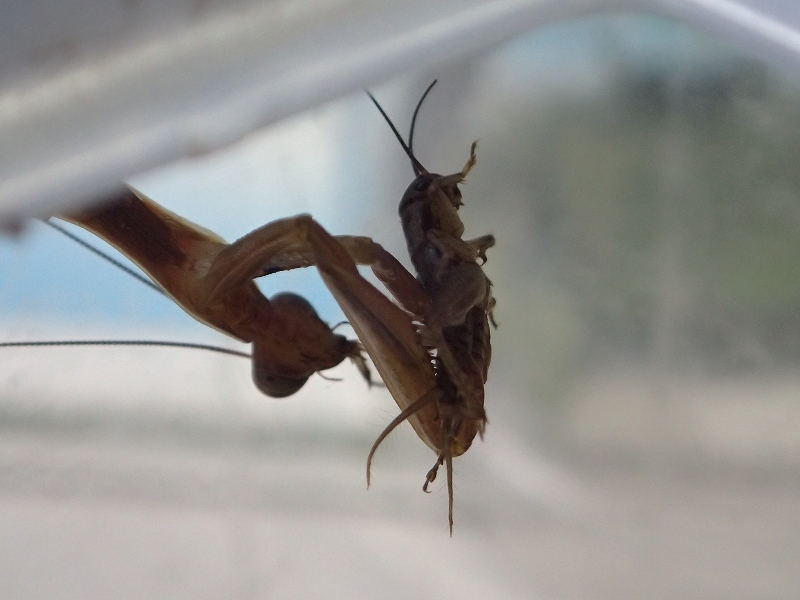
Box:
xmin=366 ymin=91 xmax=427 ymax=176
xmin=0 ymin=339 xmax=250 ymax=359
xmin=407 ymin=79 xmax=438 ymax=175
xmin=45 ymin=220 xmax=166 ymax=296
xmin=11 ymin=220 xmax=250 ymax=360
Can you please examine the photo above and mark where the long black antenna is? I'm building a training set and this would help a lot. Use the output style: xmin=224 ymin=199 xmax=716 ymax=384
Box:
xmin=0 ymin=339 xmax=250 ymax=358
xmin=45 ymin=220 xmax=166 ymax=296
xmin=407 ymin=80 xmax=438 ymax=175
xmin=366 ymin=91 xmax=427 ymax=176
xmin=28 ymin=219 xmax=252 ymax=363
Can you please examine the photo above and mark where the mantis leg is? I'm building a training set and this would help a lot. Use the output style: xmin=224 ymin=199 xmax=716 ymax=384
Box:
xmin=202 ymin=214 xmax=442 ymax=449
xmin=206 ymin=219 xmax=430 ymax=317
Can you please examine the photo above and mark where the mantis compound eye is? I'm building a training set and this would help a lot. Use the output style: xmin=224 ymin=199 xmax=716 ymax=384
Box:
xmin=250 ymin=292 xmax=317 ymax=397
xmin=252 ymin=367 xmax=310 ymax=398
xmin=269 ymin=292 xmax=315 ymax=314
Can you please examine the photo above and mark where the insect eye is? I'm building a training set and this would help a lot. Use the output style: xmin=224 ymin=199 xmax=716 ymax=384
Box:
xmin=270 ymin=292 xmax=316 ymax=315
xmin=252 ymin=367 xmax=310 ymax=398
xmin=399 ymin=174 xmax=439 ymax=213
xmin=413 ymin=177 xmax=431 ymax=192
xmin=408 ymin=173 xmax=438 ymax=194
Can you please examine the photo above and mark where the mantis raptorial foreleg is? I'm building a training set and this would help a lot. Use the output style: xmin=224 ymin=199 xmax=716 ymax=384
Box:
xmin=207 ymin=221 xmax=431 ymax=318
xmin=206 ymin=213 xmax=447 ymax=447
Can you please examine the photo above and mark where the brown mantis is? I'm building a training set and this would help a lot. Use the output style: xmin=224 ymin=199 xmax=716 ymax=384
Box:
xmin=9 ymin=85 xmax=494 ymax=532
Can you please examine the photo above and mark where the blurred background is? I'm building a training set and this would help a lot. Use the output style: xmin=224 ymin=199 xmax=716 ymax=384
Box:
xmin=1 ymin=11 xmax=799 ymax=600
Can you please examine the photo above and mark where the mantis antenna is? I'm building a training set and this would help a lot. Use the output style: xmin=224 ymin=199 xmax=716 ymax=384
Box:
xmin=0 ymin=339 xmax=250 ymax=358
xmin=45 ymin=220 xmax=166 ymax=296
xmin=2 ymin=221 xmax=250 ymax=360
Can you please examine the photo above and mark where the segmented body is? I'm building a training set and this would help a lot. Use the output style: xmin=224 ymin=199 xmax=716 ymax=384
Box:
xmin=373 ymin=142 xmax=495 ymax=526
xmin=398 ymin=149 xmax=495 ymax=452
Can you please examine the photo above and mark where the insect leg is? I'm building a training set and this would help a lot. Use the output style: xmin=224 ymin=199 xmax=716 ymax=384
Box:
xmin=199 ymin=215 xmax=440 ymax=428
xmin=246 ymin=234 xmax=431 ymax=318
xmin=465 ymin=234 xmax=496 ymax=264
xmin=419 ymin=262 xmax=490 ymax=409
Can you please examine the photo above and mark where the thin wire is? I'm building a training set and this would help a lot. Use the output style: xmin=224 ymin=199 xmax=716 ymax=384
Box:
xmin=0 ymin=340 xmax=251 ymax=359
xmin=44 ymin=219 xmax=166 ymax=296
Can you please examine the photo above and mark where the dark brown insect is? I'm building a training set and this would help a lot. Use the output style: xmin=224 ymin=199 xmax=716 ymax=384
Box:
xmin=363 ymin=82 xmax=496 ymax=532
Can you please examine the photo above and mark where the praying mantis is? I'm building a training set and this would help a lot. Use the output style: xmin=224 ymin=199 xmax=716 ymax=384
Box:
xmin=10 ymin=85 xmax=495 ymax=533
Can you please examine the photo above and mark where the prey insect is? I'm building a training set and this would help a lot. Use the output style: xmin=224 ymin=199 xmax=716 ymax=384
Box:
xmin=363 ymin=82 xmax=496 ymax=532
xmin=7 ymin=84 xmax=494 ymax=532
